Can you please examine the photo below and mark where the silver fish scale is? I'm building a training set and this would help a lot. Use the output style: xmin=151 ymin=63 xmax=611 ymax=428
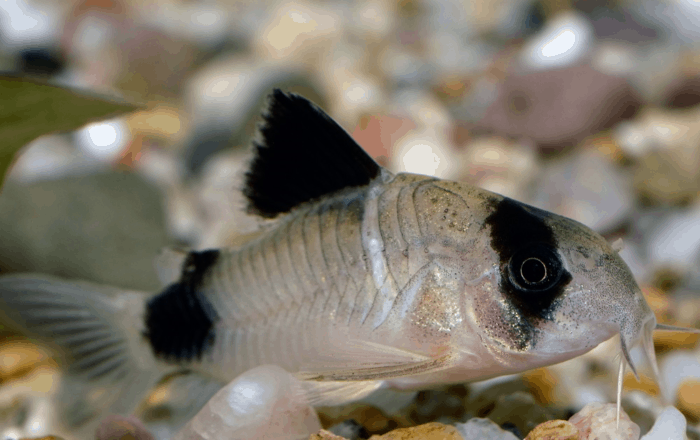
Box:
xmin=195 ymin=174 xmax=459 ymax=377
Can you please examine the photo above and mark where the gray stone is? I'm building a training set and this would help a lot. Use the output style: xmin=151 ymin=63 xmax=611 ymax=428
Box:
xmin=0 ymin=172 xmax=170 ymax=291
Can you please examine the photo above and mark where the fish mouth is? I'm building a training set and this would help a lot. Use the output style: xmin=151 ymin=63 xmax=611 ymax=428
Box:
xmin=614 ymin=312 xmax=658 ymax=426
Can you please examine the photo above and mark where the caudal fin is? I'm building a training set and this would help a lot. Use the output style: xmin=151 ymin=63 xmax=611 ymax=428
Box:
xmin=0 ymin=274 xmax=164 ymax=436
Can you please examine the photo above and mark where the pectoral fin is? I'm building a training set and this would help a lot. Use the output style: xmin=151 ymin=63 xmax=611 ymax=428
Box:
xmin=295 ymin=349 xmax=457 ymax=406
xmin=296 ymin=351 xmax=457 ymax=382
xmin=300 ymin=380 xmax=385 ymax=407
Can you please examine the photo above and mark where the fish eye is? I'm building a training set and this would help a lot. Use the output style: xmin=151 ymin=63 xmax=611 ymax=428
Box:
xmin=508 ymin=244 xmax=563 ymax=292
xmin=520 ymin=258 xmax=546 ymax=283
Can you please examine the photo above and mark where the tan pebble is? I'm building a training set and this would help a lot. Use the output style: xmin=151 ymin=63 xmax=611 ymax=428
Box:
xmin=525 ymin=420 xmax=579 ymax=440
xmin=256 ymin=2 xmax=339 ymax=64
xmin=653 ymin=330 xmax=700 ymax=352
xmin=676 ymin=378 xmax=700 ymax=421
xmin=8 ymin=364 xmax=59 ymax=394
xmin=634 ymin=146 xmax=700 ymax=206
xmin=539 ymin=0 xmax=571 ymax=17
xmin=318 ymin=404 xmax=397 ymax=433
xmin=569 ymin=403 xmax=639 ymax=440
xmin=674 ymin=297 xmax=700 ymax=327
xmin=584 ymin=133 xmax=624 ymax=163
xmin=622 ymin=372 xmax=660 ymax=397
xmin=432 ymin=76 xmax=472 ymax=102
xmin=309 ymin=429 xmax=349 ymax=440
xmin=368 ymin=422 xmax=462 ymax=440
xmin=643 ymin=286 xmax=672 ymax=315
xmin=143 ymin=382 xmax=170 ymax=407
xmin=95 ymin=415 xmax=154 ymax=440
xmin=0 ymin=340 xmax=53 ymax=381
xmin=679 ymin=51 xmax=700 ymax=76
xmin=522 ymin=368 xmax=559 ymax=405
xmin=646 ymin=289 xmax=700 ymax=352
xmin=126 ymin=106 xmax=183 ymax=140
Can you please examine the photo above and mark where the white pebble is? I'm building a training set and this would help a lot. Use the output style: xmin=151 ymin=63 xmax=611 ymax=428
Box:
xmin=520 ymin=11 xmax=593 ymax=70
xmin=392 ymin=128 xmax=457 ymax=179
xmin=640 ymin=407 xmax=687 ymax=440
xmin=356 ymin=388 xmax=418 ymax=415
xmin=75 ymin=118 xmax=131 ymax=163
xmin=646 ymin=205 xmax=700 ymax=273
xmin=454 ymin=417 xmax=519 ymax=440
xmin=173 ymin=365 xmax=321 ymax=440
xmin=659 ymin=351 xmax=700 ymax=403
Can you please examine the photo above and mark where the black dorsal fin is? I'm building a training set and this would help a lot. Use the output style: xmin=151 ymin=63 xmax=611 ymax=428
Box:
xmin=244 ymin=89 xmax=381 ymax=218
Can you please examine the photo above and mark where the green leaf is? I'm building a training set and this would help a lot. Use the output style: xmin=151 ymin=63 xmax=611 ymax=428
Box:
xmin=0 ymin=76 xmax=141 ymax=186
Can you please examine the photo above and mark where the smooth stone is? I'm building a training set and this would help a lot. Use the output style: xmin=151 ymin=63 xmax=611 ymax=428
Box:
xmin=675 ymin=379 xmax=700 ymax=423
xmin=95 ymin=415 xmax=154 ymax=440
xmin=464 ymin=375 xmax=530 ymax=418
xmin=521 ymin=368 xmax=561 ymax=406
xmin=317 ymin=403 xmax=396 ymax=435
xmin=659 ymin=352 xmax=700 ymax=403
xmin=173 ymin=365 xmax=321 ymax=440
xmin=622 ymin=391 xmax=665 ymax=435
xmin=309 ymin=430 xmax=349 ymax=440
xmin=368 ymin=422 xmax=461 ymax=440
xmin=390 ymin=128 xmax=457 ymax=179
xmin=632 ymin=142 xmax=700 ymax=207
xmin=136 ymin=373 xmax=227 ymax=439
xmin=0 ymin=172 xmax=169 ymax=291
xmin=485 ymin=391 xmax=553 ymax=435
xmin=454 ymin=418 xmax=519 ymax=440
xmin=328 ymin=420 xmax=368 ymax=440
xmin=639 ymin=407 xmax=687 ymax=440
xmin=453 ymin=137 xmax=538 ymax=202
xmin=525 ymin=420 xmax=579 ymax=440
xmin=645 ymin=205 xmax=700 ymax=273
xmin=474 ymin=64 xmax=642 ymax=149
xmin=355 ymin=388 xmax=419 ymax=416
xmin=0 ymin=340 xmax=51 ymax=382
xmin=569 ymin=402 xmax=640 ymax=440
xmin=520 ymin=11 xmax=594 ymax=70
xmin=409 ymin=387 xmax=467 ymax=424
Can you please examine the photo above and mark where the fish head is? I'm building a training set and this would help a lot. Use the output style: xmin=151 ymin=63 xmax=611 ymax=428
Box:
xmin=464 ymin=195 xmax=655 ymax=373
xmin=530 ymin=215 xmax=655 ymax=364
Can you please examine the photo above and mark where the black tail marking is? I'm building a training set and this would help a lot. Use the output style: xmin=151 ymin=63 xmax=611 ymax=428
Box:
xmin=145 ymin=250 xmax=220 ymax=362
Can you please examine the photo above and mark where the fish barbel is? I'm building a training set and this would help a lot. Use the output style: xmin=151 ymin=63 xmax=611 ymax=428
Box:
xmin=0 ymin=90 xmax=693 ymax=435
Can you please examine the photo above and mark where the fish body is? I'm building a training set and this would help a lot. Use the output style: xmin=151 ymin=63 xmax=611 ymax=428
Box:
xmin=163 ymin=171 xmax=649 ymax=390
xmin=0 ymin=90 xmax=660 ymax=434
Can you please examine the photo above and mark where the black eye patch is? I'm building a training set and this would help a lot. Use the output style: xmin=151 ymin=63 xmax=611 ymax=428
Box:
xmin=485 ymin=197 xmax=572 ymax=320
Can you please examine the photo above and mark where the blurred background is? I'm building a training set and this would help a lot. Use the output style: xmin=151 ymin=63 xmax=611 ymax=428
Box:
xmin=2 ymin=0 xmax=700 ymax=438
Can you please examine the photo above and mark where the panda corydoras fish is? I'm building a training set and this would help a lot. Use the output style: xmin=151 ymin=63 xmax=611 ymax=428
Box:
xmin=0 ymin=89 xmax=688 ymax=433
